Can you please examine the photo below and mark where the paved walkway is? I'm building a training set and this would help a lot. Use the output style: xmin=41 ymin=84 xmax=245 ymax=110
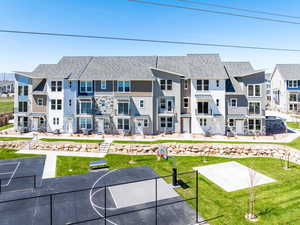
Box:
xmin=18 ymin=149 xmax=107 ymax=179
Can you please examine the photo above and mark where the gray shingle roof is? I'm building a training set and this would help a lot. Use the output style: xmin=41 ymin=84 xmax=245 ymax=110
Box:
xmin=186 ymin=54 xmax=227 ymax=79
xmin=79 ymin=56 xmax=157 ymax=80
xmin=156 ymin=56 xmax=188 ymax=76
xmin=275 ymin=64 xmax=300 ymax=80
xmin=223 ymin=62 xmax=255 ymax=77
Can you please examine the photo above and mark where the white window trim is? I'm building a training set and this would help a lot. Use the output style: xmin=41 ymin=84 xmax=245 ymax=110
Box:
xmin=248 ymin=119 xmax=262 ymax=131
xmin=37 ymin=98 xmax=44 ymax=106
xmin=248 ymin=101 xmax=261 ymax=115
xmin=79 ymin=118 xmax=92 ymax=130
xmin=247 ymin=84 xmax=261 ymax=97
xmin=288 ymin=80 xmax=298 ymax=88
xmin=80 ymin=81 xmax=93 ymax=93
xmin=143 ymin=119 xmax=148 ymax=127
xmin=101 ymin=81 xmax=107 ymax=90
xmin=139 ymin=99 xmax=144 ymax=108
xmin=230 ymin=98 xmax=238 ymax=107
xmin=183 ymin=97 xmax=189 ymax=108
xmin=117 ymin=81 xmax=131 ymax=92
xmin=184 ymin=80 xmax=188 ymax=89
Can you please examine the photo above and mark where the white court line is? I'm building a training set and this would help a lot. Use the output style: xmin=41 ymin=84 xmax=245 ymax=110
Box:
xmin=0 ymin=172 xmax=13 ymax=175
xmin=0 ymin=162 xmax=20 ymax=166
xmin=2 ymin=162 xmax=20 ymax=187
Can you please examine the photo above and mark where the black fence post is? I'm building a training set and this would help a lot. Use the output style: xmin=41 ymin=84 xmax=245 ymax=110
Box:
xmin=34 ymin=175 xmax=36 ymax=189
xmin=50 ymin=195 xmax=53 ymax=225
xmin=0 ymin=179 xmax=2 ymax=194
xmin=196 ymin=171 xmax=199 ymax=223
xmin=155 ymin=177 xmax=158 ymax=225
xmin=104 ymin=186 xmax=107 ymax=225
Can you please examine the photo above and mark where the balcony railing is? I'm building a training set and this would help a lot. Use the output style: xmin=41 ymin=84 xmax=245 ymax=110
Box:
xmin=195 ymin=108 xmax=213 ymax=116
xmin=158 ymin=108 xmax=175 ymax=114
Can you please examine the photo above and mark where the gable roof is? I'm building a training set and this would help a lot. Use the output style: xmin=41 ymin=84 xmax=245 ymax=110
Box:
xmin=275 ymin=64 xmax=300 ymax=80
xmin=223 ymin=62 xmax=255 ymax=77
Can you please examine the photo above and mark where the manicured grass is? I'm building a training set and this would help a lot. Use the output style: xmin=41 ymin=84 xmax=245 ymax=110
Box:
xmin=40 ymin=138 xmax=104 ymax=144
xmin=0 ymin=148 xmax=41 ymax=160
xmin=56 ymin=154 xmax=300 ymax=225
xmin=287 ymin=122 xmax=300 ymax=129
xmin=0 ymin=124 xmax=13 ymax=131
xmin=56 ymin=155 xmax=102 ymax=176
xmin=0 ymin=137 xmax=32 ymax=141
xmin=0 ymin=97 xmax=13 ymax=113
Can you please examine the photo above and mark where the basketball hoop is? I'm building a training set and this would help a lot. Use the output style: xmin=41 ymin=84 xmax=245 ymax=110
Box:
xmin=157 ymin=144 xmax=168 ymax=160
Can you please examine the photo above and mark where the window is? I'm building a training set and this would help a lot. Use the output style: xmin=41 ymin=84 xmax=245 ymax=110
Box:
xmin=18 ymin=117 xmax=28 ymax=127
xmin=167 ymin=100 xmax=173 ymax=112
xmin=230 ymin=99 xmax=237 ymax=107
xmin=118 ymin=103 xmax=129 ymax=115
xmin=69 ymin=81 xmax=72 ymax=89
xmin=160 ymin=80 xmax=165 ymax=90
xmin=229 ymin=119 xmax=234 ymax=127
xmin=18 ymin=86 xmax=28 ymax=96
xmin=248 ymin=119 xmax=261 ymax=131
xmin=79 ymin=118 xmax=92 ymax=129
xmin=289 ymin=104 xmax=298 ymax=111
xmin=39 ymin=117 xmax=44 ymax=125
xmin=69 ymin=100 xmax=72 ymax=106
xmin=18 ymin=102 xmax=28 ymax=112
xmin=117 ymin=119 xmax=129 ymax=130
xmin=144 ymin=119 xmax=148 ymax=127
xmin=167 ymin=80 xmax=172 ymax=90
xmin=80 ymin=81 xmax=93 ymax=93
xmin=248 ymin=84 xmax=261 ymax=97
xmin=117 ymin=81 xmax=130 ymax=92
xmin=216 ymin=99 xmax=219 ymax=107
xmin=53 ymin=117 xmax=60 ymax=125
xmin=160 ymin=117 xmax=166 ymax=128
xmin=197 ymin=102 xmax=209 ymax=114
xmin=288 ymin=80 xmax=298 ymax=88
xmin=51 ymin=99 xmax=62 ymax=110
xmin=160 ymin=98 xmax=166 ymax=109
xmin=216 ymin=80 xmax=220 ymax=87
xmin=183 ymin=98 xmax=189 ymax=108
xmin=37 ymin=98 xmax=44 ymax=106
xmin=289 ymin=94 xmax=297 ymax=102
xmin=167 ymin=117 xmax=173 ymax=128
xmin=200 ymin=118 xmax=207 ymax=126
xmin=101 ymin=81 xmax=106 ymax=90
xmin=196 ymin=80 xmax=209 ymax=91
xmin=51 ymin=81 xmax=62 ymax=92
xmin=184 ymin=80 xmax=188 ymax=89
xmin=249 ymin=102 xmax=261 ymax=115
xmin=139 ymin=100 xmax=144 ymax=108
xmin=80 ymin=101 xmax=92 ymax=114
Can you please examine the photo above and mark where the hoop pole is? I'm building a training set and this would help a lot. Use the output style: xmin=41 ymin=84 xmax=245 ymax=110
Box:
xmin=104 ymin=185 xmax=107 ymax=225
xmin=196 ymin=171 xmax=199 ymax=223
xmin=50 ymin=195 xmax=53 ymax=225
xmin=155 ymin=177 xmax=158 ymax=225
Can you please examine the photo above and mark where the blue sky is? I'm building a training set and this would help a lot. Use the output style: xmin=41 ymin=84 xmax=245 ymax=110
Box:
xmin=1 ymin=0 xmax=300 ymax=73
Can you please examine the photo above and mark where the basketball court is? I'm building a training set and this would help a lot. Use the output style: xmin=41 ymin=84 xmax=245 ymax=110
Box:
xmin=0 ymin=156 xmax=200 ymax=225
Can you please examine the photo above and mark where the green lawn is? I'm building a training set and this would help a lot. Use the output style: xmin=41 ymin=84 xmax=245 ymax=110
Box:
xmin=0 ymin=97 xmax=13 ymax=113
xmin=287 ymin=122 xmax=300 ymax=129
xmin=0 ymin=137 xmax=32 ymax=141
xmin=55 ymin=154 xmax=300 ymax=225
xmin=40 ymin=138 xmax=104 ymax=144
xmin=0 ymin=148 xmax=41 ymax=160
xmin=0 ymin=124 xmax=13 ymax=131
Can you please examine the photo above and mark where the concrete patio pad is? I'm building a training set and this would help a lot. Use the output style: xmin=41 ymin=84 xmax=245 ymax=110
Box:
xmin=193 ymin=161 xmax=276 ymax=192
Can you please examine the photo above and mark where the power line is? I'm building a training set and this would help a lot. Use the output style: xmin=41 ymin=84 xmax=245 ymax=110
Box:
xmin=175 ymin=0 xmax=300 ymax=19
xmin=0 ymin=29 xmax=300 ymax=52
xmin=129 ymin=0 xmax=300 ymax=25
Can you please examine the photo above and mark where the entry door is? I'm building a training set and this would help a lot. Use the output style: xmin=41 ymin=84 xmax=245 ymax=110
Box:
xmin=182 ymin=118 xmax=190 ymax=133
xmin=97 ymin=120 xmax=104 ymax=134
xmin=135 ymin=120 xmax=143 ymax=134
xmin=167 ymin=100 xmax=173 ymax=112
xmin=32 ymin=118 xmax=38 ymax=131
xmin=67 ymin=120 xmax=73 ymax=134
xmin=236 ymin=120 xmax=244 ymax=135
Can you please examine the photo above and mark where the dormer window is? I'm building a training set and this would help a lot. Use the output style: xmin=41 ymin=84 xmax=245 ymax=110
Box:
xmin=196 ymin=80 xmax=209 ymax=91
xmin=101 ymin=81 xmax=107 ymax=90
xmin=80 ymin=81 xmax=93 ymax=93
xmin=117 ymin=81 xmax=130 ymax=92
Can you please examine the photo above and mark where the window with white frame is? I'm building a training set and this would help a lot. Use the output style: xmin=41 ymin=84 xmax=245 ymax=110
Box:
xmin=228 ymin=119 xmax=234 ymax=127
xmin=199 ymin=118 xmax=207 ymax=126
xmin=230 ymin=98 xmax=237 ymax=107
xmin=117 ymin=81 xmax=130 ymax=92
xmin=248 ymin=119 xmax=261 ymax=131
xmin=69 ymin=99 xmax=72 ymax=106
xmin=289 ymin=93 xmax=297 ymax=102
xmin=183 ymin=97 xmax=189 ymax=108
xmin=18 ymin=117 xmax=28 ymax=127
xmin=53 ymin=117 xmax=60 ymax=125
xmin=51 ymin=81 xmax=62 ymax=92
xmin=288 ymin=80 xmax=298 ymax=88
xmin=51 ymin=99 xmax=62 ymax=110
xmin=216 ymin=80 xmax=220 ymax=87
xmin=18 ymin=102 xmax=28 ymax=112
xmin=160 ymin=98 xmax=166 ymax=110
xmin=144 ymin=119 xmax=148 ymax=127
xmin=139 ymin=100 xmax=144 ymax=108
xmin=79 ymin=118 xmax=92 ymax=129
xmin=69 ymin=81 xmax=72 ymax=89
xmin=197 ymin=102 xmax=209 ymax=114
xmin=160 ymin=117 xmax=173 ymax=128
xmin=117 ymin=119 xmax=129 ymax=130
xmin=18 ymin=86 xmax=28 ymax=96
xmin=248 ymin=84 xmax=261 ymax=97
xmin=196 ymin=80 xmax=209 ymax=91
xmin=37 ymin=98 xmax=44 ymax=106
xmin=80 ymin=81 xmax=93 ymax=93
xmin=289 ymin=104 xmax=298 ymax=111
xmin=101 ymin=81 xmax=107 ymax=90
xmin=80 ymin=101 xmax=92 ymax=114
xmin=216 ymin=99 xmax=220 ymax=107
xmin=249 ymin=102 xmax=261 ymax=115
xmin=184 ymin=80 xmax=188 ymax=89
xmin=160 ymin=80 xmax=172 ymax=90
xmin=118 ymin=102 xmax=129 ymax=115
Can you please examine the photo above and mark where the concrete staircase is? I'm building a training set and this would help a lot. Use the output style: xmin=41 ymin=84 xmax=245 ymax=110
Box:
xmin=99 ymin=142 xmax=110 ymax=154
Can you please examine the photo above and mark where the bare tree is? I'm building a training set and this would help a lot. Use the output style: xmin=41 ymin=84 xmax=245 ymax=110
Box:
xmin=128 ymin=144 xmax=136 ymax=164
xmin=284 ymin=151 xmax=290 ymax=170
xmin=246 ymin=168 xmax=257 ymax=221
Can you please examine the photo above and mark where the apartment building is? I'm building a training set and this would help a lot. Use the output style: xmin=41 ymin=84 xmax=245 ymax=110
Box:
xmin=14 ymin=54 xmax=266 ymax=136
xmin=271 ymin=64 xmax=300 ymax=114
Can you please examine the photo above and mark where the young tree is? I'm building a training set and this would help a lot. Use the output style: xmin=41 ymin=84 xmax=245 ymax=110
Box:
xmin=246 ymin=168 xmax=257 ymax=221
xmin=128 ymin=144 xmax=136 ymax=164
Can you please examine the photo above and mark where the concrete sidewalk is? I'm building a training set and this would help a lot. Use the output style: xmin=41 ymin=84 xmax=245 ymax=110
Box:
xmin=18 ymin=149 xmax=106 ymax=178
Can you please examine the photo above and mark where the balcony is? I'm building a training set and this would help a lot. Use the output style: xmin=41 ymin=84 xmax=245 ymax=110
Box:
xmin=158 ymin=108 xmax=175 ymax=114
xmin=227 ymin=106 xmax=248 ymax=115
